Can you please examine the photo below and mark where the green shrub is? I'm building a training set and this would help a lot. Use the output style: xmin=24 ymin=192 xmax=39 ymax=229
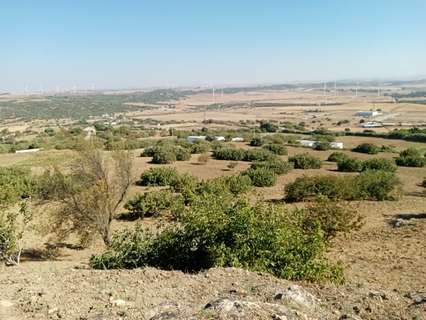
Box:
xmin=260 ymin=122 xmax=278 ymax=132
xmin=352 ymin=143 xmax=380 ymax=154
xmin=152 ymin=148 xmax=177 ymax=164
xmin=285 ymin=171 xmax=400 ymax=202
xmin=0 ymin=215 xmax=16 ymax=261
xmin=395 ymin=148 xmax=426 ymax=167
xmin=225 ymin=175 xmax=253 ymax=195
xmin=362 ymin=158 xmax=397 ymax=172
xmin=0 ymin=167 xmax=35 ymax=207
xmin=355 ymin=170 xmax=400 ymax=201
xmin=327 ymin=152 xmax=349 ymax=162
xmin=124 ymin=190 xmax=184 ymax=219
xmin=250 ymin=158 xmax=293 ymax=175
xmin=213 ymin=147 xmax=246 ymax=161
xmin=138 ymin=167 xmax=179 ymax=186
xmin=243 ymin=149 xmax=274 ymax=162
xmin=249 ymin=137 xmax=264 ymax=146
xmin=141 ymin=146 xmax=156 ymax=157
xmin=395 ymin=156 xmax=426 ymax=167
xmin=337 ymin=158 xmax=363 ymax=172
xmin=190 ymin=140 xmax=210 ymax=154
xmin=304 ymin=197 xmax=364 ymax=241
xmin=314 ymin=141 xmax=331 ymax=151
xmin=244 ymin=167 xmax=277 ymax=187
xmin=262 ymin=143 xmax=288 ymax=155
xmin=289 ymin=153 xmax=322 ymax=169
xmin=175 ymin=146 xmax=191 ymax=161
xmin=399 ymin=147 xmax=423 ymax=158
xmin=199 ymin=175 xmax=253 ymax=196
xmin=422 ymin=178 xmax=426 ymax=188
xmin=91 ymin=196 xmax=342 ymax=283
xmin=285 ymin=175 xmax=351 ymax=202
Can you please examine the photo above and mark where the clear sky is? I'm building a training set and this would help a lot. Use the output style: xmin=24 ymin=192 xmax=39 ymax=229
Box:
xmin=2 ymin=0 xmax=426 ymax=91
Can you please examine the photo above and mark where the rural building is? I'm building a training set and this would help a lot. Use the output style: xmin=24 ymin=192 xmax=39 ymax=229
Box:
xmin=361 ymin=122 xmax=383 ymax=128
xmin=231 ymin=137 xmax=244 ymax=142
xmin=298 ymin=140 xmax=316 ymax=147
xmin=15 ymin=148 xmax=41 ymax=154
xmin=330 ymin=142 xmax=344 ymax=149
xmin=214 ymin=136 xmax=226 ymax=141
xmin=187 ymin=135 xmax=207 ymax=143
xmin=355 ymin=111 xmax=381 ymax=118
xmin=298 ymin=140 xmax=344 ymax=149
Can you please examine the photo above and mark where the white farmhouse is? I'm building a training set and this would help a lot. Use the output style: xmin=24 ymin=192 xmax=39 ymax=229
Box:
xmin=187 ymin=136 xmax=207 ymax=144
xmin=231 ymin=137 xmax=244 ymax=142
xmin=15 ymin=148 xmax=41 ymax=154
xmin=355 ymin=111 xmax=381 ymax=118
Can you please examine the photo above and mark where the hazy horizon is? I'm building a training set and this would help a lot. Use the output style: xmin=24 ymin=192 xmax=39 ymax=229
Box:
xmin=2 ymin=0 xmax=426 ymax=92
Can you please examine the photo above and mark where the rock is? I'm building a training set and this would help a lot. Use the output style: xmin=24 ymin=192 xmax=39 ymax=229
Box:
xmin=368 ymin=290 xmax=387 ymax=300
xmin=48 ymin=307 xmax=59 ymax=314
xmin=274 ymin=285 xmax=319 ymax=309
xmin=392 ymin=218 xmax=405 ymax=228
xmin=109 ymin=297 xmax=126 ymax=307
xmin=405 ymin=292 xmax=426 ymax=305
xmin=149 ymin=311 xmax=177 ymax=320
xmin=146 ymin=302 xmax=180 ymax=320
xmin=203 ymin=298 xmax=297 ymax=319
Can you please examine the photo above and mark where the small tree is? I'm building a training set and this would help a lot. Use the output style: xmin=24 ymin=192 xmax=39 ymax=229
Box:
xmin=0 ymin=200 xmax=32 ymax=265
xmin=39 ymin=143 xmax=133 ymax=246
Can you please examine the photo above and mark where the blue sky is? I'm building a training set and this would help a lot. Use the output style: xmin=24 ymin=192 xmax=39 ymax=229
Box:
xmin=1 ymin=0 xmax=426 ymax=91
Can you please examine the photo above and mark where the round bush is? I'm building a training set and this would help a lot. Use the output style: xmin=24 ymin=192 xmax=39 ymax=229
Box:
xmin=175 ymin=147 xmax=191 ymax=161
xmin=352 ymin=143 xmax=380 ymax=154
xmin=249 ymin=137 xmax=264 ymax=147
xmin=395 ymin=155 xmax=426 ymax=167
xmin=289 ymin=153 xmax=322 ymax=169
xmin=213 ymin=147 xmax=246 ymax=161
xmin=262 ymin=143 xmax=288 ymax=155
xmin=250 ymin=158 xmax=293 ymax=175
xmin=124 ymin=190 xmax=184 ymax=219
xmin=327 ymin=152 xmax=349 ymax=162
xmin=152 ymin=149 xmax=177 ymax=164
xmin=190 ymin=141 xmax=210 ymax=154
xmin=314 ymin=141 xmax=331 ymax=151
xmin=243 ymin=149 xmax=274 ymax=162
xmin=138 ymin=167 xmax=179 ymax=186
xmin=337 ymin=158 xmax=363 ymax=172
xmin=362 ymin=158 xmax=397 ymax=172
xmin=245 ymin=167 xmax=277 ymax=187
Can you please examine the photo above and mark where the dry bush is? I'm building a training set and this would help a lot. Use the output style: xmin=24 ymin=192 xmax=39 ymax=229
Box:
xmin=197 ymin=153 xmax=209 ymax=164
xmin=39 ymin=142 xmax=133 ymax=246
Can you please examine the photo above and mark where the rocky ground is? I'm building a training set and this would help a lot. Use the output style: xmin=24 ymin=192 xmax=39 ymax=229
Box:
xmin=0 ymin=260 xmax=425 ymax=320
